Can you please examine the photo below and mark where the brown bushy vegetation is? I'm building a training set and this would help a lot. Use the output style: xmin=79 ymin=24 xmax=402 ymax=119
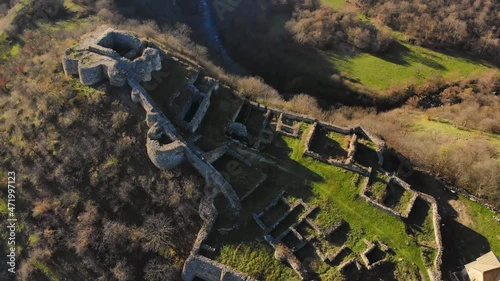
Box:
xmin=286 ymin=6 xmax=393 ymax=53
xmin=0 ymin=20 xmax=203 ymax=281
xmin=354 ymin=0 xmax=500 ymax=65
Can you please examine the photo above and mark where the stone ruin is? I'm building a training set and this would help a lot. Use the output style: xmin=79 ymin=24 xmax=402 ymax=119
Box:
xmin=227 ymin=101 xmax=275 ymax=149
xmin=63 ymin=28 xmax=255 ymax=281
xmin=360 ymin=171 xmax=419 ymax=219
xmin=275 ymin=112 xmax=302 ymax=138
xmin=359 ymin=170 xmax=443 ymax=280
xmin=63 ymin=28 xmax=444 ymax=281
xmin=360 ymin=240 xmax=389 ymax=270
xmin=302 ymin=122 xmax=389 ymax=176
xmin=202 ymin=145 xmax=267 ymax=201
xmin=62 ymin=28 xmax=162 ymax=86
xmin=177 ymin=76 xmax=219 ymax=133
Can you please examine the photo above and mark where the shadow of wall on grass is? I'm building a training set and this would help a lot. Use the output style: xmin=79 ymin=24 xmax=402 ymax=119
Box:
xmin=406 ymin=170 xmax=493 ymax=275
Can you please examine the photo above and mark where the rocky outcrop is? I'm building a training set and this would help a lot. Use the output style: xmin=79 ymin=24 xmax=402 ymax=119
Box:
xmin=226 ymin=122 xmax=248 ymax=139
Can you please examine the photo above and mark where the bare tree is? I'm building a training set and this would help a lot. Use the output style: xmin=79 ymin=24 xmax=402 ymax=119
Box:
xmin=142 ymin=213 xmax=174 ymax=253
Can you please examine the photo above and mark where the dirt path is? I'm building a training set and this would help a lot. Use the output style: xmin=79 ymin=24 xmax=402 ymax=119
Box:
xmin=448 ymin=199 xmax=474 ymax=227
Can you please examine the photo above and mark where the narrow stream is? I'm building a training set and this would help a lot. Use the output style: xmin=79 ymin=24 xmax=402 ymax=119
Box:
xmin=198 ymin=0 xmax=239 ymax=70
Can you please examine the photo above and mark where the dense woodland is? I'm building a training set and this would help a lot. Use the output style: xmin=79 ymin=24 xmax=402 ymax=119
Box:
xmin=286 ymin=5 xmax=393 ymax=53
xmin=354 ymin=0 xmax=500 ymax=66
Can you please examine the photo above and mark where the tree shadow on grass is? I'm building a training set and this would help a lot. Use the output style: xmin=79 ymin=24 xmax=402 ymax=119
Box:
xmin=371 ymin=41 xmax=447 ymax=71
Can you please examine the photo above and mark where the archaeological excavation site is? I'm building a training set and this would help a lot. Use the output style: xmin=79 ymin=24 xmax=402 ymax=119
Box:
xmin=63 ymin=28 xmax=445 ymax=281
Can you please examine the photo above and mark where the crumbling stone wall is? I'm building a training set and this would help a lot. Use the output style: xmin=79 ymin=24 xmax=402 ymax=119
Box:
xmin=389 ymin=177 xmax=419 ymax=218
xmin=413 ymin=191 xmax=444 ymax=281
xmin=360 ymin=171 xmax=418 ymax=218
xmin=275 ymin=113 xmax=301 ymax=138
xmin=338 ymin=258 xmax=362 ymax=274
xmin=146 ymin=124 xmax=186 ymax=170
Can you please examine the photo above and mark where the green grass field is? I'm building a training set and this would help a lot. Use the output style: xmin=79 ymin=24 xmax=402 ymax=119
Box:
xmin=321 ymin=0 xmax=348 ymax=10
xmin=326 ymin=42 xmax=492 ymax=92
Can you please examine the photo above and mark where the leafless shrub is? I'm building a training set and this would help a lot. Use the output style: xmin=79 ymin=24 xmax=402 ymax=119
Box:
xmin=142 ymin=213 xmax=174 ymax=253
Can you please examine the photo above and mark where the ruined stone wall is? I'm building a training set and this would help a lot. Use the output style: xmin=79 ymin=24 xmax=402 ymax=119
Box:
xmin=354 ymin=126 xmax=386 ymax=166
xmin=96 ymin=29 xmax=142 ymax=51
xmin=203 ymin=146 xmax=229 ymax=164
xmin=413 ymin=191 xmax=443 ymax=281
xmin=182 ymin=255 xmax=257 ymax=281
xmin=88 ymin=45 xmax=120 ymax=59
xmin=304 ymin=122 xmax=317 ymax=152
xmin=319 ymin=122 xmax=353 ymax=135
xmin=186 ymin=89 xmax=212 ymax=133
xmin=62 ymin=52 xmax=79 ymax=76
xmin=62 ymin=29 xmax=162 ymax=87
xmin=244 ymin=101 xmax=387 ymax=167
xmin=190 ymin=191 xmax=218 ymax=256
xmin=231 ymin=101 xmax=246 ymax=122
xmin=360 ymin=168 xmax=403 ymax=218
xmin=245 ymin=100 xmax=387 ymax=165
xmin=304 ymin=150 xmax=370 ymax=176
xmin=302 ymin=122 xmax=369 ymax=175
xmin=183 ymin=147 xmax=242 ymax=214
xmin=359 ymin=170 xmax=443 ymax=279
xmin=389 ymin=177 xmax=419 ymax=218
